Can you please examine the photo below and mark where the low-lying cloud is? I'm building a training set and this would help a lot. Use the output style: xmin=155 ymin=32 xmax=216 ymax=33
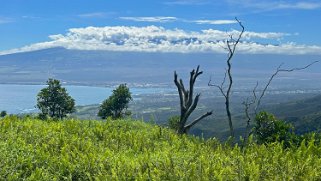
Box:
xmin=1 ymin=25 xmax=320 ymax=55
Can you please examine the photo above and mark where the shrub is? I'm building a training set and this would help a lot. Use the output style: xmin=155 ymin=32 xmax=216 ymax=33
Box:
xmin=252 ymin=111 xmax=297 ymax=147
xmin=167 ymin=115 xmax=180 ymax=131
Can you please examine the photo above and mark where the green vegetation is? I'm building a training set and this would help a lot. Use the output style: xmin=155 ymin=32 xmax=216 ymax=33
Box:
xmin=167 ymin=115 xmax=180 ymax=131
xmin=36 ymin=78 xmax=75 ymax=119
xmin=252 ymin=111 xmax=298 ymax=147
xmin=98 ymin=84 xmax=132 ymax=119
xmin=1 ymin=116 xmax=321 ymax=180
xmin=0 ymin=110 xmax=6 ymax=117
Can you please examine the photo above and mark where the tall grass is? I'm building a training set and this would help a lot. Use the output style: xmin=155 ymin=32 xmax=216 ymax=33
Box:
xmin=0 ymin=116 xmax=321 ymax=180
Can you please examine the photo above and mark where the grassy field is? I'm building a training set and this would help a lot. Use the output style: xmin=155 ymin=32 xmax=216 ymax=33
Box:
xmin=1 ymin=116 xmax=321 ymax=180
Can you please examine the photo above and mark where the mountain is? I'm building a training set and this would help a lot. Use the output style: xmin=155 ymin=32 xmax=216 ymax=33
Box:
xmin=0 ymin=48 xmax=320 ymax=88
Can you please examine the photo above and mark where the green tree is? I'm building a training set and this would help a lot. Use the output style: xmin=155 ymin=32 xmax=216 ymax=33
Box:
xmin=252 ymin=111 xmax=297 ymax=147
xmin=36 ymin=78 xmax=75 ymax=119
xmin=0 ymin=111 xmax=7 ymax=117
xmin=98 ymin=84 xmax=132 ymax=119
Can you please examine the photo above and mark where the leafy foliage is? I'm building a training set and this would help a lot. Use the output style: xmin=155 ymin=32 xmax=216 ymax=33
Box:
xmin=0 ymin=111 xmax=6 ymax=117
xmin=252 ymin=111 xmax=297 ymax=147
xmin=36 ymin=79 xmax=75 ymax=119
xmin=1 ymin=117 xmax=321 ymax=180
xmin=167 ymin=115 xmax=180 ymax=130
xmin=98 ymin=84 xmax=132 ymax=119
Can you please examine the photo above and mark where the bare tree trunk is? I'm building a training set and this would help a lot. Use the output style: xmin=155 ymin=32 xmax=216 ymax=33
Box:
xmin=208 ymin=17 xmax=244 ymax=138
xmin=174 ymin=65 xmax=213 ymax=134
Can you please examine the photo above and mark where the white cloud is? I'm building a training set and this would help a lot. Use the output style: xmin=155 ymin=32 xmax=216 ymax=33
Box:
xmin=192 ymin=20 xmax=238 ymax=25
xmin=21 ymin=15 xmax=41 ymax=19
xmin=227 ymin=0 xmax=321 ymax=11
xmin=120 ymin=16 xmax=178 ymax=23
xmin=120 ymin=16 xmax=239 ymax=25
xmin=78 ymin=12 xmax=113 ymax=18
xmin=0 ymin=25 xmax=320 ymax=55
xmin=276 ymin=2 xmax=321 ymax=10
xmin=242 ymin=31 xmax=290 ymax=40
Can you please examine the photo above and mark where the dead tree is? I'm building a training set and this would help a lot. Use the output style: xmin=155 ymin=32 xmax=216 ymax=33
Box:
xmin=174 ymin=65 xmax=213 ymax=134
xmin=242 ymin=60 xmax=319 ymax=141
xmin=242 ymin=82 xmax=258 ymax=142
xmin=208 ymin=17 xmax=244 ymax=138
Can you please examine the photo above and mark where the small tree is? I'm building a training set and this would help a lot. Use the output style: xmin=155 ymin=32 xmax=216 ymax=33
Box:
xmin=37 ymin=78 xmax=75 ymax=119
xmin=0 ymin=111 xmax=7 ymax=117
xmin=98 ymin=84 xmax=132 ymax=119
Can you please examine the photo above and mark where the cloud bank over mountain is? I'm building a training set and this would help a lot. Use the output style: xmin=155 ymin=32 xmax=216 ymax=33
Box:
xmin=1 ymin=25 xmax=321 ymax=55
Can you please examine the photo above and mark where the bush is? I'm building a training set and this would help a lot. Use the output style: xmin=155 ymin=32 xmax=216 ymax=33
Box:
xmin=252 ymin=111 xmax=298 ymax=147
xmin=167 ymin=116 xmax=180 ymax=131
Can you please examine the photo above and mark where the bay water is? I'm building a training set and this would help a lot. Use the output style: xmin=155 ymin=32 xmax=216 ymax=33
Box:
xmin=0 ymin=84 xmax=172 ymax=114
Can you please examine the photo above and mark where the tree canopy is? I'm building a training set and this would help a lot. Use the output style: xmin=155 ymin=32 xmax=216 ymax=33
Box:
xmin=98 ymin=84 xmax=132 ymax=119
xmin=36 ymin=78 xmax=75 ymax=119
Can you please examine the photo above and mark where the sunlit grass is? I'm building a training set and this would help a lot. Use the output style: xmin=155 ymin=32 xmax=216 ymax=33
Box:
xmin=0 ymin=116 xmax=321 ymax=180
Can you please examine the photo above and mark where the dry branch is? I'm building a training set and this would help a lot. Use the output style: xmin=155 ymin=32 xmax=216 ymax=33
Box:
xmin=254 ymin=60 xmax=319 ymax=114
xmin=242 ymin=60 xmax=319 ymax=141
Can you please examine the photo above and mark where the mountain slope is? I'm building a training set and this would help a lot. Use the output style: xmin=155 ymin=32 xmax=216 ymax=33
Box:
xmin=266 ymin=94 xmax=321 ymax=134
xmin=0 ymin=48 xmax=320 ymax=87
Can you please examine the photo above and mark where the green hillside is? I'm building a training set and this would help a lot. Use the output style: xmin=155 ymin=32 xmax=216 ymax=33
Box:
xmin=266 ymin=94 xmax=321 ymax=134
xmin=1 ymin=116 xmax=321 ymax=180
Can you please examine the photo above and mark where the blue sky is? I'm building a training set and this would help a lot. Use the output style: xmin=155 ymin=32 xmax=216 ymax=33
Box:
xmin=0 ymin=0 xmax=321 ymax=55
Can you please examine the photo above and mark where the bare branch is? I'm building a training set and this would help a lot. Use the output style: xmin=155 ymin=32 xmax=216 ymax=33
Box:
xmin=279 ymin=61 xmax=318 ymax=72
xmin=243 ymin=82 xmax=258 ymax=121
xmin=224 ymin=17 xmax=244 ymax=137
xmin=242 ymin=82 xmax=258 ymax=141
xmin=218 ymin=69 xmax=228 ymax=89
xmin=252 ymin=81 xmax=258 ymax=104
xmin=208 ymin=70 xmax=228 ymax=98
xmin=254 ymin=60 xmax=319 ymax=114
xmin=183 ymin=94 xmax=201 ymax=124
xmin=184 ymin=111 xmax=213 ymax=131
xmin=208 ymin=17 xmax=245 ymax=138
xmin=241 ymin=61 xmax=318 ymax=143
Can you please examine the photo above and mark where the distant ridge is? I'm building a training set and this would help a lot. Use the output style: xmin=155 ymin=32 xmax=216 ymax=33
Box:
xmin=267 ymin=94 xmax=321 ymax=134
xmin=0 ymin=47 xmax=320 ymax=86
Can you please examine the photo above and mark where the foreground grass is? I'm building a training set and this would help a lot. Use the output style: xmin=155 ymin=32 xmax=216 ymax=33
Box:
xmin=0 ymin=116 xmax=321 ymax=180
